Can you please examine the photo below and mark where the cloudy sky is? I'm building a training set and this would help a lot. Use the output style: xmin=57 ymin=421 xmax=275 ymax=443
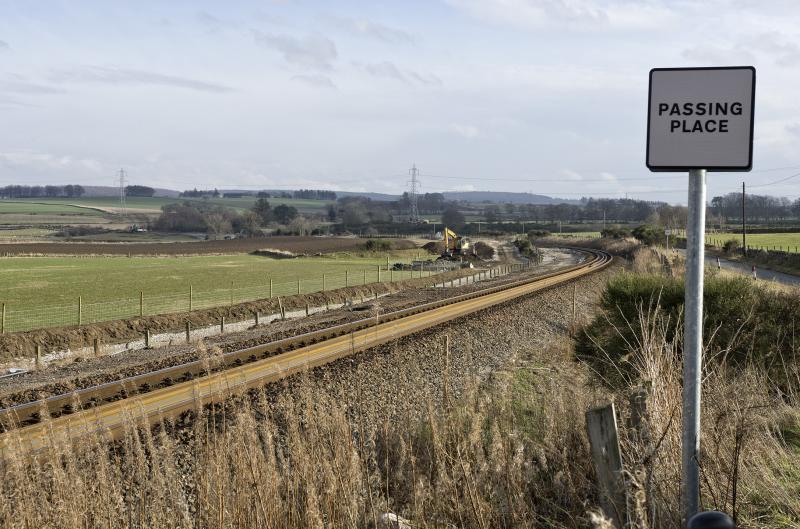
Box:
xmin=1 ymin=0 xmax=799 ymax=203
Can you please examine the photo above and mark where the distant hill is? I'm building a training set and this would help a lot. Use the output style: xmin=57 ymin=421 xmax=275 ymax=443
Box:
xmin=78 ymin=186 xmax=576 ymax=205
xmin=443 ymin=191 xmax=580 ymax=205
xmin=83 ymin=186 xmax=180 ymax=198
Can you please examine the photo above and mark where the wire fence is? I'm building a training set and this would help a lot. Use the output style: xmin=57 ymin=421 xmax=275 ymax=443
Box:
xmin=0 ymin=265 xmax=457 ymax=334
xmin=706 ymin=237 xmax=800 ymax=254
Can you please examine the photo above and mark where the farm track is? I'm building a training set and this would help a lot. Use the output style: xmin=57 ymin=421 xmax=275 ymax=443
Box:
xmin=0 ymin=248 xmax=611 ymax=454
xmin=0 ymin=236 xmax=416 ymax=256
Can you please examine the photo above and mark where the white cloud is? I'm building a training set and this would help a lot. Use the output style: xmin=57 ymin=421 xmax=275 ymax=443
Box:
xmin=49 ymin=66 xmax=234 ymax=93
xmin=445 ymin=0 xmax=678 ymax=31
xmin=362 ymin=61 xmax=407 ymax=82
xmin=252 ymin=30 xmax=337 ymax=70
xmin=0 ymin=150 xmax=104 ymax=174
xmin=327 ymin=16 xmax=413 ymax=44
xmin=451 ymin=124 xmax=480 ymax=139
xmin=291 ymin=74 xmax=336 ymax=89
xmin=0 ymin=40 xmax=8 ymax=50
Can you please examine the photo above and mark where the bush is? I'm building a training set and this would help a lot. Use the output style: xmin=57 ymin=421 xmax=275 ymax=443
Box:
xmin=363 ymin=239 xmax=392 ymax=252
xmin=601 ymin=227 xmax=632 ymax=239
xmin=577 ymin=272 xmax=800 ymax=389
xmin=722 ymin=238 xmax=741 ymax=254
xmin=631 ymin=224 xmax=662 ymax=245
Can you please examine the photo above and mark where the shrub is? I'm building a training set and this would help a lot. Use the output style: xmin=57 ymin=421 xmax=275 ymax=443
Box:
xmin=723 ymin=238 xmax=741 ymax=254
xmin=363 ymin=239 xmax=392 ymax=252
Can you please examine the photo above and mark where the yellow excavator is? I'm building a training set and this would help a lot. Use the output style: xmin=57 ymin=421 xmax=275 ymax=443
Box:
xmin=442 ymin=227 xmax=470 ymax=257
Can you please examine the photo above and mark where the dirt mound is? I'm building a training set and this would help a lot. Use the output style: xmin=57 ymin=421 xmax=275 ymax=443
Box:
xmin=0 ymin=236 xmax=418 ymax=256
xmin=422 ymin=241 xmax=445 ymax=253
xmin=473 ymin=241 xmax=495 ymax=260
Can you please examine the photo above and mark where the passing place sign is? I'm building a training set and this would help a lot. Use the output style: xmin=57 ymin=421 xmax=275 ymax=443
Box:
xmin=647 ymin=66 xmax=755 ymax=172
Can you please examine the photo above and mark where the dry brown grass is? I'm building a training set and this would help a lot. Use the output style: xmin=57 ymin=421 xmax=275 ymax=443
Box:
xmin=1 ymin=257 xmax=798 ymax=528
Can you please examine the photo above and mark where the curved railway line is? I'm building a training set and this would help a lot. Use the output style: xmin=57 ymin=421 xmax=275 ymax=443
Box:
xmin=0 ymin=248 xmax=612 ymax=454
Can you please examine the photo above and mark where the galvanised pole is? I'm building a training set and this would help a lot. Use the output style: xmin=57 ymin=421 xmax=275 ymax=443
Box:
xmin=683 ymin=168 xmax=707 ymax=522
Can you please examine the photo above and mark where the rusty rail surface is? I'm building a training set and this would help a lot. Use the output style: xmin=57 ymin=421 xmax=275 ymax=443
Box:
xmin=0 ymin=249 xmax=611 ymax=454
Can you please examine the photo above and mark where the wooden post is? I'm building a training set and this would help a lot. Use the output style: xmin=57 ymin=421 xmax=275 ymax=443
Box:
xmin=35 ymin=345 xmax=42 ymax=370
xmin=363 ymin=269 xmax=367 ymax=285
xmin=323 ymin=273 xmax=326 ymax=291
xmin=230 ymin=281 xmax=234 ymax=305
xmin=278 ymin=297 xmax=285 ymax=320
xmin=390 ymin=269 xmax=394 ymax=282
xmin=297 ymin=278 xmax=301 ymax=295
xmin=186 ymin=321 xmax=191 ymax=343
xmin=346 ymin=269 xmax=349 ymax=287
xmin=305 ymin=303 xmax=309 ymax=316
xmin=1 ymin=303 xmax=4 ymax=335
xmin=586 ymin=403 xmax=626 ymax=529
xmin=269 ymin=278 xmax=273 ymax=299
xmin=78 ymin=296 xmax=82 ymax=326
xmin=377 ymin=265 xmax=381 ymax=282
xmin=93 ymin=338 xmax=100 ymax=357
xmin=189 ymin=284 xmax=193 ymax=311
xmin=254 ymin=312 xmax=259 ymax=326
xmin=144 ymin=329 xmax=150 ymax=349
xmin=220 ymin=316 xmax=225 ymax=333
xmin=139 ymin=291 xmax=144 ymax=317
xmin=386 ymin=255 xmax=390 ymax=271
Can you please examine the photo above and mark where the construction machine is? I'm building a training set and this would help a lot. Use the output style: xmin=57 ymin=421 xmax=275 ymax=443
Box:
xmin=441 ymin=227 xmax=471 ymax=257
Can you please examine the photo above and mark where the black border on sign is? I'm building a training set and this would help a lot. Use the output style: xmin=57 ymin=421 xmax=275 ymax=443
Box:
xmin=646 ymin=66 xmax=756 ymax=172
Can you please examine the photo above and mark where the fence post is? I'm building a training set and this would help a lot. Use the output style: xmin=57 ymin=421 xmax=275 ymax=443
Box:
xmin=270 ymin=278 xmax=273 ymax=299
xmin=93 ymin=338 xmax=100 ymax=357
xmin=78 ymin=296 xmax=82 ymax=326
xmin=186 ymin=321 xmax=191 ymax=343
xmin=363 ymin=269 xmax=367 ymax=285
xmin=189 ymin=284 xmax=193 ymax=311
xmin=230 ymin=281 xmax=234 ymax=305
xmin=390 ymin=269 xmax=394 ymax=282
xmin=220 ymin=316 xmax=225 ymax=333
xmin=378 ymin=265 xmax=381 ymax=282
xmin=586 ymin=403 xmax=626 ymax=529
xmin=35 ymin=345 xmax=42 ymax=369
xmin=144 ymin=329 xmax=151 ymax=349
xmin=323 ymin=273 xmax=326 ymax=291
xmin=139 ymin=291 xmax=144 ymax=317
xmin=297 ymin=278 xmax=301 ymax=295
xmin=346 ymin=269 xmax=349 ymax=287
xmin=1 ymin=303 xmax=4 ymax=335
xmin=254 ymin=312 xmax=259 ymax=326
xmin=386 ymin=255 xmax=390 ymax=271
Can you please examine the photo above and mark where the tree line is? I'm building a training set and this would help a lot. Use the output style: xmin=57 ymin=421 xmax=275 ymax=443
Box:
xmin=711 ymin=192 xmax=800 ymax=224
xmin=0 ymin=184 xmax=85 ymax=198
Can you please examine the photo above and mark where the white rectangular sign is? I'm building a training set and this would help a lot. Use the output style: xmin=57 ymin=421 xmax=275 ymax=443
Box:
xmin=647 ymin=66 xmax=755 ymax=172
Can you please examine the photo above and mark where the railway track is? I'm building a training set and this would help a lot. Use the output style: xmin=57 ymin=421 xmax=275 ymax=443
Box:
xmin=0 ymin=248 xmax=611 ymax=454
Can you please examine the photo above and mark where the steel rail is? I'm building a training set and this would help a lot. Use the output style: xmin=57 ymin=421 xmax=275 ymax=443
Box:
xmin=0 ymin=249 xmax=611 ymax=454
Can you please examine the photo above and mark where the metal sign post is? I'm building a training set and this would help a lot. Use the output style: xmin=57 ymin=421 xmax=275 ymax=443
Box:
xmin=646 ymin=66 xmax=755 ymax=525
xmin=683 ymin=167 xmax=706 ymax=518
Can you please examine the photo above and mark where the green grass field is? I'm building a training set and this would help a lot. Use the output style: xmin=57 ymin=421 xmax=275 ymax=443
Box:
xmin=0 ymin=250 xmax=435 ymax=332
xmin=707 ymin=232 xmax=800 ymax=253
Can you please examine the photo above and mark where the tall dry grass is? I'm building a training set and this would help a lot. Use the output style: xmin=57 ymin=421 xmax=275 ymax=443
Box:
xmin=1 ymin=257 xmax=798 ymax=528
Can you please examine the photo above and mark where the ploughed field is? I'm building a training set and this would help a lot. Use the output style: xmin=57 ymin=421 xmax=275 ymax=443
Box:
xmin=0 ymin=236 xmax=415 ymax=256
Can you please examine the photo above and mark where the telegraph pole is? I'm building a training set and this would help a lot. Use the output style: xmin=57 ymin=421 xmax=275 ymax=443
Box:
xmin=742 ymin=182 xmax=747 ymax=256
xmin=118 ymin=168 xmax=127 ymax=218
xmin=408 ymin=163 xmax=420 ymax=223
